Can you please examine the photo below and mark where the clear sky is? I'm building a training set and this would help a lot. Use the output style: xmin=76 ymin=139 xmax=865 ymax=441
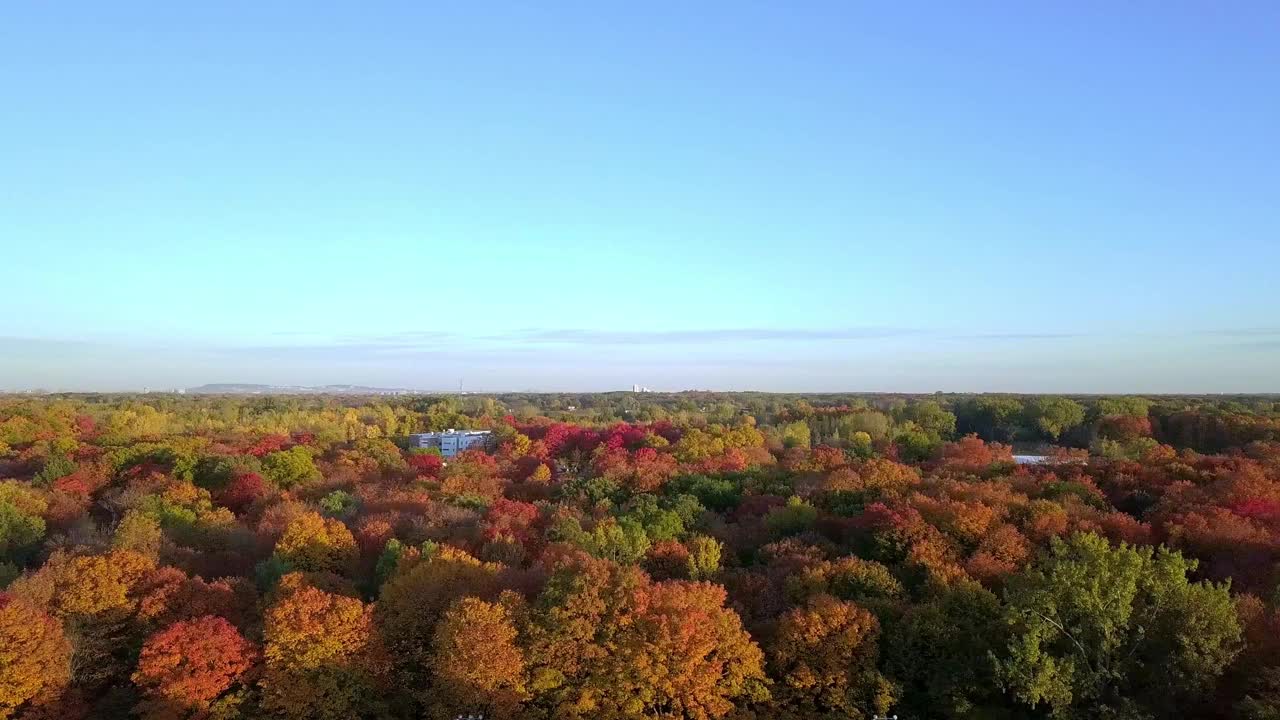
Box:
xmin=2 ymin=2 xmax=1278 ymax=393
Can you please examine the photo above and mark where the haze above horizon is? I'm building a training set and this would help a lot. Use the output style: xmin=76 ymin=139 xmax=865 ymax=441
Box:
xmin=3 ymin=2 xmax=1278 ymax=393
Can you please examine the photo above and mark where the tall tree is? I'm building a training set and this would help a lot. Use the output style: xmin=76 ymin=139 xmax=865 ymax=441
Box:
xmin=996 ymin=532 xmax=1242 ymax=718
xmin=0 ymin=593 xmax=72 ymax=719
xmin=132 ymin=615 xmax=257 ymax=718
xmin=1023 ymin=397 xmax=1087 ymax=442
xmin=261 ymin=577 xmax=389 ymax=719
xmin=768 ymin=593 xmax=894 ymax=718
xmin=273 ymin=511 xmax=358 ymax=574
xmin=593 ymin=580 xmax=769 ymax=719
xmin=429 ymin=594 xmax=528 ymax=720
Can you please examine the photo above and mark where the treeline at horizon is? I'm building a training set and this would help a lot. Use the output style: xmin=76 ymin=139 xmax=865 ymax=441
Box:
xmin=1 ymin=392 xmax=1279 ymax=718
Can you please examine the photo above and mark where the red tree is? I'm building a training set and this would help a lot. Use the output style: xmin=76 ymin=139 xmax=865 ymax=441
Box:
xmin=132 ymin=616 xmax=257 ymax=716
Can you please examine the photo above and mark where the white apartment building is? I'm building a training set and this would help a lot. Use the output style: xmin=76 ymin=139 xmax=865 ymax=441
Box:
xmin=407 ymin=429 xmax=493 ymax=457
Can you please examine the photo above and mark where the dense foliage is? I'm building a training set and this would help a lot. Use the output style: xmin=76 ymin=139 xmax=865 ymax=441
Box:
xmin=0 ymin=391 xmax=1278 ymax=718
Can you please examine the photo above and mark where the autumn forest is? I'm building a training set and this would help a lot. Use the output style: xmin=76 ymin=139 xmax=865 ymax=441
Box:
xmin=2 ymin=391 xmax=1280 ymax=720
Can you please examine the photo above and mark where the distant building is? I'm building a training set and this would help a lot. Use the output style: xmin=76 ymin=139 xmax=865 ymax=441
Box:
xmin=407 ymin=429 xmax=493 ymax=458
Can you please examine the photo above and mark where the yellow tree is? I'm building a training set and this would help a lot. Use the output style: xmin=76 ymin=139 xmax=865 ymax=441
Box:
xmin=261 ymin=576 xmax=389 ymax=719
xmin=594 ymin=580 xmax=769 ymax=720
xmin=429 ymin=594 xmax=528 ymax=719
xmin=273 ymin=511 xmax=357 ymax=574
xmin=376 ymin=545 xmax=502 ymax=684
xmin=0 ymin=594 xmax=72 ymax=719
xmin=769 ymin=593 xmax=894 ymax=718
xmin=8 ymin=549 xmax=155 ymax=618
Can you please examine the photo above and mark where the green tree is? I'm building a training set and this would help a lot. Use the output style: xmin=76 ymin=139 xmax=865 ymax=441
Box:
xmin=685 ymin=535 xmax=722 ymax=580
xmin=781 ymin=421 xmax=812 ymax=449
xmin=373 ymin=539 xmax=407 ymax=590
xmin=894 ymin=422 xmax=940 ymax=462
xmin=261 ymin=446 xmax=321 ymax=489
xmin=837 ymin=411 xmax=892 ymax=441
xmin=955 ymin=396 xmax=1025 ymax=442
xmin=319 ymin=490 xmax=358 ymax=519
xmin=583 ymin=518 xmax=651 ymax=565
xmin=1023 ymin=397 xmax=1086 ymax=441
xmin=995 ymin=533 xmax=1242 ymax=719
xmin=193 ymin=454 xmax=261 ymax=492
xmin=0 ymin=482 xmax=47 ymax=563
xmin=885 ymin=580 xmax=1004 ymax=718
xmin=766 ymin=496 xmax=818 ymax=537
xmin=896 ymin=400 xmax=957 ymax=439
xmin=1093 ymin=396 xmax=1151 ymax=419
xmin=32 ymin=454 xmax=76 ymax=487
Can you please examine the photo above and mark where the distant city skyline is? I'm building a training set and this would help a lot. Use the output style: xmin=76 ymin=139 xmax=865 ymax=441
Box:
xmin=3 ymin=3 xmax=1278 ymax=392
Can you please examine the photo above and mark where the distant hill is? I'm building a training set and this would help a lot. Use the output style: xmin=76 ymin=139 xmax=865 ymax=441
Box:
xmin=184 ymin=383 xmax=412 ymax=395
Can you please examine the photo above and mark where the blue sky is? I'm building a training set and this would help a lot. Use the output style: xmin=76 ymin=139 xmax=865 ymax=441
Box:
xmin=2 ymin=2 xmax=1278 ymax=392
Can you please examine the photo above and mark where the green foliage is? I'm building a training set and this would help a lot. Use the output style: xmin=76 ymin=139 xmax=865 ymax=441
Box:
xmin=685 ymin=535 xmax=722 ymax=579
xmin=1040 ymin=480 xmax=1108 ymax=509
xmin=261 ymin=446 xmax=321 ymax=489
xmin=848 ymin=430 xmax=874 ymax=458
xmin=446 ymin=493 xmax=491 ymax=511
xmin=254 ymin=554 xmax=294 ymax=592
xmin=0 ymin=504 xmax=45 ymax=562
xmin=559 ymin=475 xmax=623 ymax=506
xmin=781 ymin=421 xmax=812 ymax=449
xmin=319 ymin=490 xmax=358 ymax=519
xmin=1093 ymin=436 xmax=1160 ymax=461
xmin=619 ymin=494 xmax=685 ymax=543
xmin=886 ymin=580 xmax=1005 ymax=718
xmin=586 ymin=517 xmax=651 ymax=565
xmin=894 ymin=422 xmax=940 ymax=462
xmin=131 ymin=488 xmax=221 ymax=545
xmin=1094 ymin=396 xmax=1151 ymax=418
xmin=766 ymin=496 xmax=819 ymax=536
xmin=374 ymin=538 xmax=406 ymax=589
xmin=667 ymin=474 xmax=741 ymax=512
xmin=955 ymin=396 xmax=1025 ymax=442
xmin=838 ymin=411 xmax=892 ymax=441
xmin=33 ymin=453 xmax=77 ymax=487
xmin=553 ymin=516 xmax=651 ymax=565
xmin=106 ymin=441 xmax=202 ymax=482
xmin=351 ymin=437 xmax=408 ymax=473
xmin=0 ymin=560 xmax=18 ymax=588
xmin=0 ymin=482 xmax=47 ymax=562
xmin=996 ymin=533 xmax=1242 ymax=718
xmin=896 ymin=400 xmax=957 ymax=439
xmin=823 ymin=557 xmax=904 ymax=604
xmin=193 ymin=454 xmax=261 ymax=491
xmin=663 ymin=493 xmax=706 ymax=526
xmin=1023 ymin=396 xmax=1087 ymax=441
xmin=422 ymin=399 xmax=471 ymax=431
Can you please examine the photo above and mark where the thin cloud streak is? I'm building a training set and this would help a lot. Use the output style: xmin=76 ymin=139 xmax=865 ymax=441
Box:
xmin=1198 ymin=328 xmax=1280 ymax=337
xmin=490 ymin=327 xmax=923 ymax=345
xmin=1224 ymin=339 xmax=1280 ymax=351
xmin=948 ymin=332 xmax=1085 ymax=340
